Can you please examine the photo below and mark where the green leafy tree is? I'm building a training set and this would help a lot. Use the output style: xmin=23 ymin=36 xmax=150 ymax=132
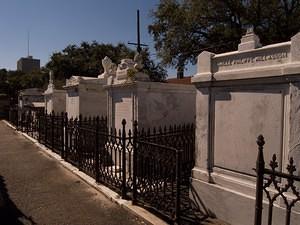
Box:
xmin=5 ymin=70 xmax=47 ymax=104
xmin=141 ymin=49 xmax=167 ymax=81
xmin=0 ymin=69 xmax=8 ymax=93
xmin=46 ymin=42 xmax=166 ymax=82
xmin=149 ymin=0 xmax=300 ymax=78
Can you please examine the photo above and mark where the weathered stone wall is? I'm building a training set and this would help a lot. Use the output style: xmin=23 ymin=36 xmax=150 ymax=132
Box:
xmin=137 ymin=82 xmax=196 ymax=129
xmin=106 ymin=82 xmax=196 ymax=132
xmin=289 ymin=82 xmax=300 ymax=174
xmin=191 ymin=30 xmax=300 ymax=225
xmin=45 ymin=90 xmax=66 ymax=114
xmin=79 ymin=83 xmax=107 ymax=117
xmin=212 ymin=86 xmax=285 ymax=175
xmin=66 ymin=88 xmax=79 ymax=118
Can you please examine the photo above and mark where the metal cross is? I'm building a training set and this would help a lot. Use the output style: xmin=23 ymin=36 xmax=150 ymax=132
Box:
xmin=128 ymin=10 xmax=148 ymax=53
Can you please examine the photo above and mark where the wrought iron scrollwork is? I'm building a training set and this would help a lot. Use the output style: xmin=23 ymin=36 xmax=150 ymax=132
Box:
xmin=255 ymin=135 xmax=300 ymax=225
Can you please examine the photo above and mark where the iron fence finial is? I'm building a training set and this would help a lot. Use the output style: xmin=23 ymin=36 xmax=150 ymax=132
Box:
xmin=257 ymin=135 xmax=265 ymax=147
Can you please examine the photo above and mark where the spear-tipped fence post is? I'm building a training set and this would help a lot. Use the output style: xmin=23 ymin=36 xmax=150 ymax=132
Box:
xmin=38 ymin=112 xmax=41 ymax=143
xmin=25 ymin=111 xmax=29 ymax=133
xmin=78 ymin=114 xmax=82 ymax=170
xmin=95 ymin=116 xmax=100 ymax=183
xmin=64 ymin=112 xmax=68 ymax=160
xmin=61 ymin=112 xmax=64 ymax=158
xmin=254 ymin=134 xmax=265 ymax=225
xmin=44 ymin=113 xmax=48 ymax=146
xmin=174 ymin=149 xmax=182 ymax=224
xmin=16 ymin=109 xmax=19 ymax=130
xmin=51 ymin=111 xmax=54 ymax=150
xmin=132 ymin=120 xmax=138 ymax=203
xmin=121 ymin=119 xmax=127 ymax=199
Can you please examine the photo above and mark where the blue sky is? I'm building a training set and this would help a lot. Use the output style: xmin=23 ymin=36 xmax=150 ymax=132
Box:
xmin=0 ymin=0 xmax=196 ymax=77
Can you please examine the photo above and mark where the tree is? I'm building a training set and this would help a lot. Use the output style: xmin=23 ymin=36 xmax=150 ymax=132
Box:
xmin=141 ymin=49 xmax=167 ymax=81
xmin=4 ymin=70 xmax=47 ymax=104
xmin=0 ymin=69 xmax=8 ymax=93
xmin=46 ymin=42 xmax=166 ymax=83
xmin=149 ymin=0 xmax=300 ymax=78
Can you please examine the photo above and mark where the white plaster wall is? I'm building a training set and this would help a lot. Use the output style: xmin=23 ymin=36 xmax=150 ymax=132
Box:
xmin=108 ymin=88 xmax=133 ymax=132
xmin=289 ymin=82 xmax=300 ymax=175
xmin=66 ymin=89 xmax=79 ymax=118
xmin=45 ymin=96 xmax=53 ymax=114
xmin=191 ymin=178 xmax=300 ymax=225
xmin=191 ymin=32 xmax=300 ymax=225
xmin=213 ymin=87 xmax=285 ymax=176
xmin=107 ymin=82 xmax=195 ymax=132
xmin=79 ymin=83 xmax=107 ymax=117
xmin=52 ymin=91 xmax=66 ymax=113
xmin=194 ymin=88 xmax=210 ymax=173
xmin=137 ymin=82 xmax=196 ymax=129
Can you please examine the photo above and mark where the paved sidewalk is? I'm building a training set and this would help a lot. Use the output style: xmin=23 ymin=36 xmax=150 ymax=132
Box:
xmin=0 ymin=120 xmax=146 ymax=225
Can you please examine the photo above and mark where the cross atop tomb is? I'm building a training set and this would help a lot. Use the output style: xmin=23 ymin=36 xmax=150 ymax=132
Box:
xmin=128 ymin=10 xmax=148 ymax=53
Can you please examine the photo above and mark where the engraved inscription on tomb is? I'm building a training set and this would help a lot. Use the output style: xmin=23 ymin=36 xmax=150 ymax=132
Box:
xmin=216 ymin=52 xmax=288 ymax=68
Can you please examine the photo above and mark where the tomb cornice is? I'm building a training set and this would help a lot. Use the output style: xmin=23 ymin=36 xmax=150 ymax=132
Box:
xmin=214 ymin=41 xmax=291 ymax=59
xmin=63 ymin=83 xmax=79 ymax=89
xmin=104 ymin=81 xmax=137 ymax=90
xmin=193 ymin=62 xmax=300 ymax=87
xmin=193 ymin=72 xmax=300 ymax=88
xmin=192 ymin=31 xmax=300 ymax=85
xmin=137 ymin=81 xmax=196 ymax=93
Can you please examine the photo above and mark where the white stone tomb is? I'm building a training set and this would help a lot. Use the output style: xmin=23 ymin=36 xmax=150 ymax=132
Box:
xmin=44 ymin=71 xmax=66 ymax=114
xmin=64 ymin=75 xmax=107 ymax=118
xmin=191 ymin=29 xmax=300 ymax=225
xmin=103 ymin=54 xmax=196 ymax=131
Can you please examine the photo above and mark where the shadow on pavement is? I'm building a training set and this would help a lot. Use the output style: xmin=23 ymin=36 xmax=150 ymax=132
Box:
xmin=0 ymin=175 xmax=36 ymax=225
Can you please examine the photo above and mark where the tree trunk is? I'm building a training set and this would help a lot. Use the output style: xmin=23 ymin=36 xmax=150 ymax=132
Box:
xmin=176 ymin=60 xmax=184 ymax=79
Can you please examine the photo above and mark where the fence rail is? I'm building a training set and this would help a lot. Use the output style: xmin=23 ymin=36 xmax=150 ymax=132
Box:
xmin=9 ymin=108 xmax=199 ymax=224
xmin=254 ymin=135 xmax=300 ymax=225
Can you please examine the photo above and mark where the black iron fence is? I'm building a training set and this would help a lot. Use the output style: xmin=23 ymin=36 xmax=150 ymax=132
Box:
xmin=254 ymin=135 xmax=300 ymax=225
xmin=8 ymin=108 xmax=199 ymax=224
xmin=12 ymin=109 xmax=300 ymax=224
xmin=8 ymin=107 xmax=18 ymax=127
xmin=138 ymin=124 xmax=195 ymax=183
xmin=133 ymin=138 xmax=182 ymax=222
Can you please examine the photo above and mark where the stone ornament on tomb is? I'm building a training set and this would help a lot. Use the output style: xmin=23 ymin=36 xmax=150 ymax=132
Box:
xmin=104 ymin=53 xmax=149 ymax=85
xmin=116 ymin=58 xmax=136 ymax=80
xmin=44 ymin=70 xmax=55 ymax=94
xmin=133 ymin=52 xmax=144 ymax=71
xmin=66 ymin=76 xmax=82 ymax=86
xmin=98 ymin=56 xmax=117 ymax=79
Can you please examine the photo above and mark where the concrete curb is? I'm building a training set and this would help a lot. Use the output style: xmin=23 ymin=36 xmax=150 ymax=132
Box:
xmin=3 ymin=120 xmax=167 ymax=225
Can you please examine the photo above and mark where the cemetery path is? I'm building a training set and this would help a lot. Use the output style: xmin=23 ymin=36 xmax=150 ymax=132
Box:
xmin=0 ymin=120 xmax=146 ymax=225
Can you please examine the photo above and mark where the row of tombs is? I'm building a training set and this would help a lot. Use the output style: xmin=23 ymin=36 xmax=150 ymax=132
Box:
xmin=19 ymin=56 xmax=196 ymax=131
xmin=18 ymin=29 xmax=300 ymax=225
